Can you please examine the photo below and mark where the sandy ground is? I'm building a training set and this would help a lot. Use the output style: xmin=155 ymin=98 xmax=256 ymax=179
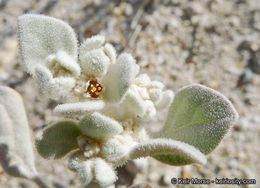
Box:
xmin=0 ymin=0 xmax=259 ymax=187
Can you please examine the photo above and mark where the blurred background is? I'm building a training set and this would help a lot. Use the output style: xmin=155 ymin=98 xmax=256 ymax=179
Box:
xmin=0 ymin=0 xmax=259 ymax=187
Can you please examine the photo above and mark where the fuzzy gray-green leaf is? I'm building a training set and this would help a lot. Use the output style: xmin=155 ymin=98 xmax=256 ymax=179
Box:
xmin=79 ymin=112 xmax=123 ymax=139
xmin=94 ymin=158 xmax=117 ymax=187
xmin=18 ymin=14 xmax=78 ymax=75
xmin=103 ymin=53 xmax=138 ymax=103
xmin=129 ymin=138 xmax=207 ymax=165
xmin=0 ymin=86 xmax=37 ymax=178
xmin=36 ymin=121 xmax=82 ymax=159
xmin=155 ymin=84 xmax=238 ymax=156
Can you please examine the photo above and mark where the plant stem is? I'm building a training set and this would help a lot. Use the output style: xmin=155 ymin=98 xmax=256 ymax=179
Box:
xmin=32 ymin=176 xmax=50 ymax=188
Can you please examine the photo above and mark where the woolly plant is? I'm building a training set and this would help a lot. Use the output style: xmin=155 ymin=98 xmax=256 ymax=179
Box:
xmin=0 ymin=86 xmax=48 ymax=188
xmin=0 ymin=14 xmax=240 ymax=188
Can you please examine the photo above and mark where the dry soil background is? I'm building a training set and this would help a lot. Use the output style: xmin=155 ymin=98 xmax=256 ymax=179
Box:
xmin=0 ymin=0 xmax=259 ymax=188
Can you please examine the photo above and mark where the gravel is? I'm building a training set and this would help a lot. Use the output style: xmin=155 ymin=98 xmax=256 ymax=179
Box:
xmin=0 ymin=0 xmax=259 ymax=187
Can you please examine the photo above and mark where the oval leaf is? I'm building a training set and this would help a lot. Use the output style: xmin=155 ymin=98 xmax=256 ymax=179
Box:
xmin=121 ymin=89 xmax=146 ymax=118
xmin=18 ymin=14 xmax=78 ymax=75
xmin=54 ymin=101 xmax=105 ymax=116
xmin=36 ymin=121 xmax=82 ymax=159
xmin=154 ymin=84 xmax=238 ymax=155
xmin=79 ymin=112 xmax=123 ymax=139
xmin=0 ymin=86 xmax=37 ymax=178
xmin=80 ymin=49 xmax=110 ymax=77
xmin=129 ymin=138 xmax=207 ymax=165
xmin=80 ymin=35 xmax=105 ymax=52
xmin=94 ymin=158 xmax=117 ymax=187
xmin=103 ymin=53 xmax=138 ymax=103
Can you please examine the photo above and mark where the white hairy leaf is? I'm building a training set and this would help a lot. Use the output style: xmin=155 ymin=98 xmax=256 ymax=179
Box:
xmin=18 ymin=14 xmax=78 ymax=75
xmin=54 ymin=100 xmax=105 ymax=115
xmin=94 ymin=158 xmax=117 ymax=187
xmin=101 ymin=138 xmax=128 ymax=164
xmin=155 ymin=84 xmax=239 ymax=155
xmin=143 ymin=100 xmax=156 ymax=121
xmin=79 ymin=35 xmax=111 ymax=77
xmin=103 ymin=53 xmax=137 ymax=103
xmin=51 ymin=51 xmax=81 ymax=77
xmin=0 ymin=86 xmax=37 ymax=178
xmin=78 ymin=160 xmax=93 ymax=186
xmin=34 ymin=65 xmax=76 ymax=99
xmin=148 ymin=88 xmax=162 ymax=103
xmin=80 ymin=49 xmax=110 ymax=77
xmin=80 ymin=35 xmax=105 ymax=53
xmin=129 ymin=138 xmax=207 ymax=165
xmin=79 ymin=112 xmax=123 ymax=139
xmin=0 ymin=105 xmax=14 ymax=147
xmin=34 ymin=65 xmax=53 ymax=95
xmin=155 ymin=90 xmax=174 ymax=109
xmin=121 ymin=89 xmax=146 ymax=118
xmin=68 ymin=150 xmax=84 ymax=171
xmin=104 ymin=43 xmax=117 ymax=64
xmin=135 ymin=74 xmax=151 ymax=87
xmin=0 ymin=105 xmax=25 ymax=177
xmin=36 ymin=121 xmax=82 ymax=159
xmin=68 ymin=151 xmax=94 ymax=186
xmin=148 ymin=80 xmax=164 ymax=89
xmin=48 ymin=76 xmax=76 ymax=99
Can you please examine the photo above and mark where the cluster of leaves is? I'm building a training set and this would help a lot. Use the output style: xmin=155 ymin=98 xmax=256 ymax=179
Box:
xmin=0 ymin=14 xmax=239 ymax=188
